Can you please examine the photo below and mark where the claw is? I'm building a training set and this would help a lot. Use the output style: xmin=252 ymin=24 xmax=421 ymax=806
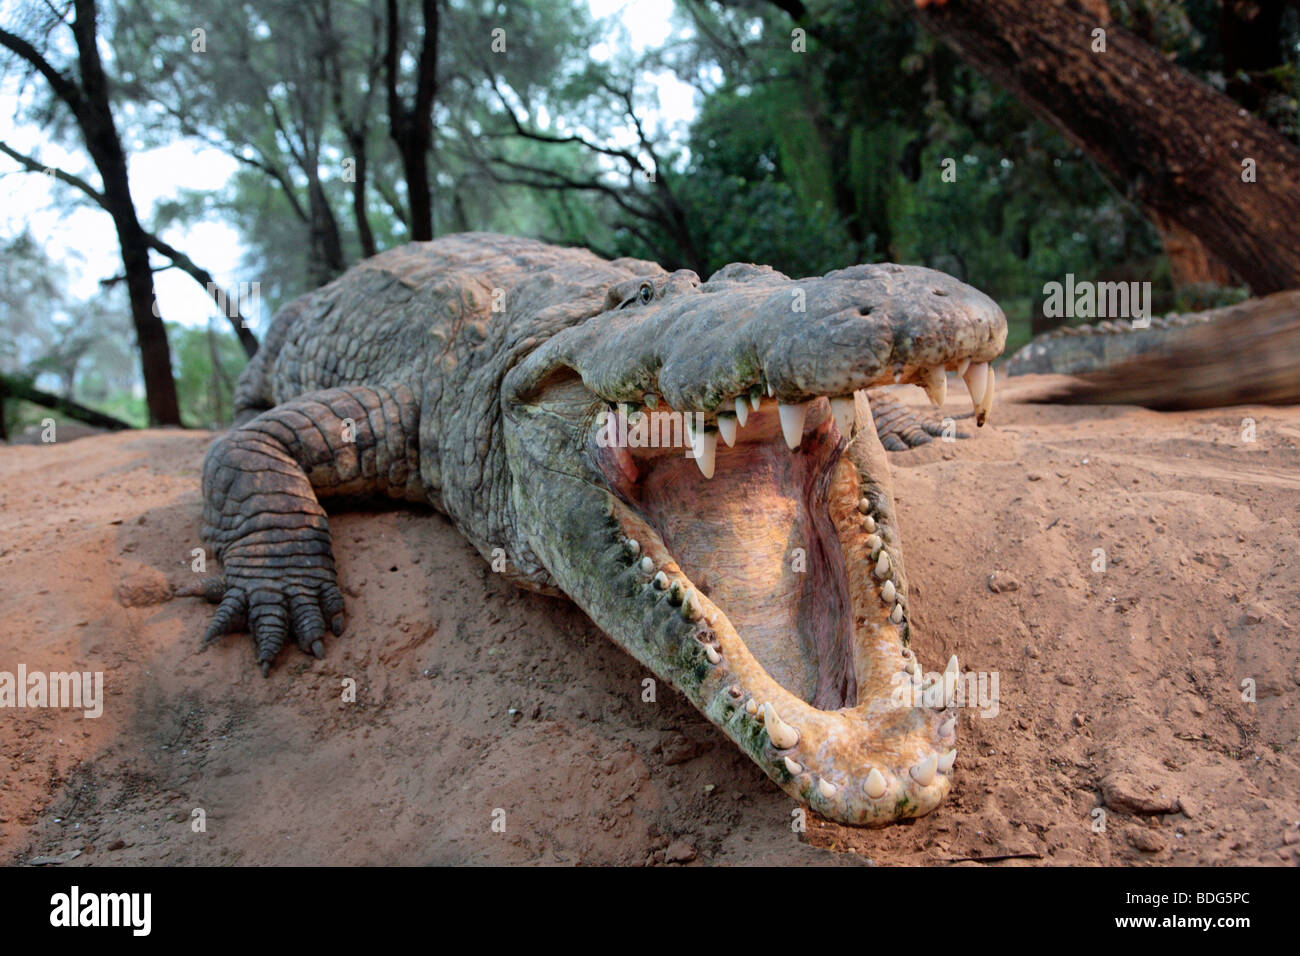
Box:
xmin=260 ymin=660 xmax=271 ymax=678
xmin=310 ymin=640 xmax=324 ymax=659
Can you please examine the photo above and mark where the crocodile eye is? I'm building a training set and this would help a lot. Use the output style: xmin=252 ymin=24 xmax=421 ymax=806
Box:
xmin=637 ymin=282 xmax=654 ymax=305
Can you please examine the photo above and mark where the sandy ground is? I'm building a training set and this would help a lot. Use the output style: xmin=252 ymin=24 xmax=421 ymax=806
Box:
xmin=1 ymin=374 xmax=1298 ymax=866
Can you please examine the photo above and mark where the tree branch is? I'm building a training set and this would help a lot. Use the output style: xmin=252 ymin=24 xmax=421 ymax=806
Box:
xmin=0 ymin=139 xmax=259 ymax=356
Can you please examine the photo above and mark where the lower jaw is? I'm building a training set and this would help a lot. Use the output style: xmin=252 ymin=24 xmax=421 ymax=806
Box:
xmin=579 ymin=399 xmax=957 ymax=826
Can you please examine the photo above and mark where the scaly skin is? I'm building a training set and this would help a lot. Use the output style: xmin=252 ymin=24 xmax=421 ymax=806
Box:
xmin=197 ymin=233 xmax=1006 ymax=826
xmin=1006 ymin=290 xmax=1300 ymax=409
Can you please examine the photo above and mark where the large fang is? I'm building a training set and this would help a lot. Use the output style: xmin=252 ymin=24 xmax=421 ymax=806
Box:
xmin=762 ymin=703 xmax=800 ymax=749
xmin=920 ymin=366 xmax=947 ymax=407
xmin=881 ymin=579 xmax=896 ymax=603
xmin=830 ymin=395 xmax=855 ymax=438
xmin=962 ymin=362 xmax=989 ymax=424
xmin=874 ymin=551 xmax=891 ymax=579
xmin=978 ymin=367 xmax=996 ymax=426
xmin=733 ymin=397 xmax=749 ymax=428
xmin=692 ymin=427 xmax=717 ymax=478
xmin=864 ymin=768 xmax=887 ymax=799
xmin=911 ymin=752 xmax=938 ymax=786
xmin=777 ymin=402 xmax=808 ymax=450
xmin=717 ymin=414 xmax=738 ymax=447
xmin=938 ymin=749 xmax=957 ymax=773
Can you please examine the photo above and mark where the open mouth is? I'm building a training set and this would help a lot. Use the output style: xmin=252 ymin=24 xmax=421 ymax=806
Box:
xmin=584 ymin=362 xmax=995 ymax=822
xmin=500 ymin=259 xmax=1007 ymax=824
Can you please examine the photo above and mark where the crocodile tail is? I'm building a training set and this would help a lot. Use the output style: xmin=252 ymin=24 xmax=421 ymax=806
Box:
xmin=1043 ymin=290 xmax=1300 ymax=410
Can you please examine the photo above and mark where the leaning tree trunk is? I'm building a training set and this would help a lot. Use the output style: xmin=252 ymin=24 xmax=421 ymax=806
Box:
xmin=905 ymin=0 xmax=1300 ymax=295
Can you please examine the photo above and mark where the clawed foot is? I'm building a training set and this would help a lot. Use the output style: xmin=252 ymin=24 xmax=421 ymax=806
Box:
xmin=869 ymin=390 xmax=971 ymax=450
xmin=195 ymin=533 xmax=346 ymax=675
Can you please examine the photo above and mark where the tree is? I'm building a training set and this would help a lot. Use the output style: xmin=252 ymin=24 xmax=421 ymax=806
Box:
xmin=0 ymin=139 xmax=259 ymax=357
xmin=385 ymin=0 xmax=439 ymax=240
xmin=899 ymin=0 xmax=1300 ymax=294
xmin=0 ymin=0 xmax=181 ymax=424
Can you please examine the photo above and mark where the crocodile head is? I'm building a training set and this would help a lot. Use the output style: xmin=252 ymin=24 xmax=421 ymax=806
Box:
xmin=501 ymin=259 xmax=1006 ymax=826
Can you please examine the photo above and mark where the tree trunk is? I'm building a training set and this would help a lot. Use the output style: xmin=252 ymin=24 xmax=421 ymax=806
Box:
xmin=904 ymin=0 xmax=1300 ymax=295
xmin=386 ymin=0 xmax=438 ymax=241
xmin=70 ymin=0 xmax=181 ymax=425
xmin=1147 ymin=210 xmax=1234 ymax=289
xmin=306 ymin=171 xmax=346 ymax=285
xmin=0 ymin=373 xmax=134 ymax=431
xmin=348 ymin=134 xmax=378 ymax=258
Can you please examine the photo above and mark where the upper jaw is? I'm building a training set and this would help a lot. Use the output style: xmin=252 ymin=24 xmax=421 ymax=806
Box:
xmin=506 ymin=260 xmax=1006 ymax=417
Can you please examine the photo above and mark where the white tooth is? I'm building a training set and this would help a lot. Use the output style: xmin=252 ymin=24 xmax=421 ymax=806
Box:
xmin=864 ymin=768 xmax=887 ymax=799
xmin=866 ymin=533 xmax=883 ymax=556
xmin=943 ymin=654 xmax=960 ymax=707
xmin=962 ymin=362 xmax=989 ymax=422
xmin=939 ymin=714 xmax=956 ymax=737
xmin=777 ymin=402 xmax=808 ymax=450
xmin=745 ymin=698 xmax=758 ymax=715
xmin=862 ymin=514 xmax=876 ymax=533
xmin=938 ymin=749 xmax=957 ymax=773
xmin=817 ymin=777 xmax=837 ymax=798
xmin=653 ymin=571 xmax=669 ymax=589
xmin=767 ymin=382 xmax=775 ymax=397
xmin=750 ymin=391 xmax=763 ymax=413
xmin=733 ymin=397 xmax=749 ymax=428
xmin=717 ymin=414 xmax=737 ymax=447
xmin=681 ymin=589 xmax=702 ymax=620
xmin=639 ymin=556 xmax=654 ymax=575
xmin=762 ymin=703 xmax=800 ymax=749
xmin=977 ymin=366 xmax=995 ymax=426
xmin=704 ymin=644 xmax=721 ymax=664
xmin=693 ymin=428 xmax=717 ymax=478
xmin=890 ymin=603 xmax=904 ymax=624
xmin=874 ymin=551 xmax=891 ymax=579
xmin=910 ymin=752 xmax=938 ymax=786
xmin=830 ymin=395 xmax=855 ymax=438
xmin=904 ymin=659 xmax=916 ymax=675
xmin=920 ymin=366 xmax=947 ymax=407
xmin=624 ymin=538 xmax=641 ymax=558
xmin=783 ymin=756 xmax=803 ymax=775
xmin=856 ymin=497 xmax=871 ymax=514
xmin=881 ymin=580 xmax=896 ymax=603
xmin=955 ymin=358 xmax=970 ymax=376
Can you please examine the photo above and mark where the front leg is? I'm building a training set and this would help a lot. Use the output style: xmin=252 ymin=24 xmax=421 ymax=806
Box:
xmin=867 ymin=388 xmax=970 ymax=450
xmin=200 ymin=383 xmax=423 ymax=673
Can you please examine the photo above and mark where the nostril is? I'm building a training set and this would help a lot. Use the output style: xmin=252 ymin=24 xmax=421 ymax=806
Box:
xmin=932 ymin=289 xmax=948 ymax=297
xmin=858 ymin=306 xmax=874 ymax=317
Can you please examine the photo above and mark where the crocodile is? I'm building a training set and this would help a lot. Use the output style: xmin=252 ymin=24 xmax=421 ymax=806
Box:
xmin=194 ymin=233 xmax=1006 ymax=826
xmin=1005 ymin=290 xmax=1300 ymax=409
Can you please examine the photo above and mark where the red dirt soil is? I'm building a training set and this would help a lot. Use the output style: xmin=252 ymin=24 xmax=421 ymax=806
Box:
xmin=1 ymin=374 xmax=1298 ymax=865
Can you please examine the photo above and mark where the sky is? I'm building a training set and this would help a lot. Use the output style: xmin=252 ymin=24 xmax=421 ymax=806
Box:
xmin=0 ymin=0 xmax=695 ymax=335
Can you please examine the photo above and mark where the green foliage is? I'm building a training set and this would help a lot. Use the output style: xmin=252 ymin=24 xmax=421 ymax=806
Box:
xmin=167 ymin=322 xmax=249 ymax=429
xmin=667 ymin=0 xmax=1170 ymax=344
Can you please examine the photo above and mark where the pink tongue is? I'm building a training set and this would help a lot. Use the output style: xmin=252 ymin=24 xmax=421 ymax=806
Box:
xmin=635 ymin=430 xmax=855 ymax=709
